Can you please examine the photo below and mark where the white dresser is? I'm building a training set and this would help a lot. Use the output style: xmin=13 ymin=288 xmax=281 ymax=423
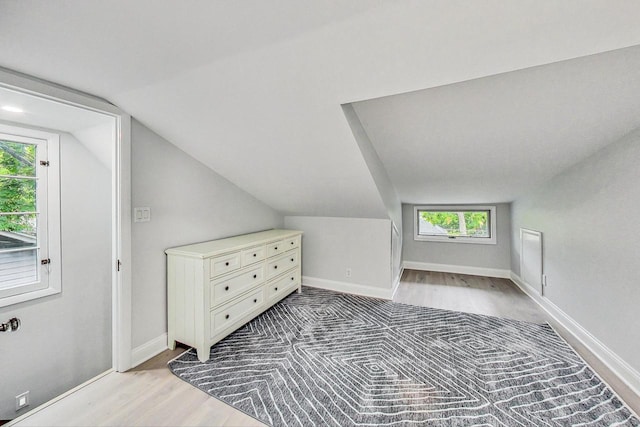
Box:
xmin=166 ymin=229 xmax=303 ymax=362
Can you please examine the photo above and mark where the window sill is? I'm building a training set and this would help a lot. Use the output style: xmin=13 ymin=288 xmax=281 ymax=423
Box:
xmin=414 ymin=235 xmax=497 ymax=245
xmin=0 ymin=286 xmax=61 ymax=308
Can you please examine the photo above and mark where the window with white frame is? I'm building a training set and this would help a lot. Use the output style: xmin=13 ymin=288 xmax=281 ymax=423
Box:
xmin=0 ymin=125 xmax=60 ymax=306
xmin=414 ymin=205 xmax=497 ymax=245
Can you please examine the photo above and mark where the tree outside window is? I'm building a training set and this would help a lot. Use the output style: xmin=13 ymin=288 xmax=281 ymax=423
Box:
xmin=419 ymin=210 xmax=489 ymax=238
xmin=0 ymin=140 xmax=37 ymax=238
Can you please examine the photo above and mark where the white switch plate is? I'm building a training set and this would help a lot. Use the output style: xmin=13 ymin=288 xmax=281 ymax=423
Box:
xmin=16 ymin=391 xmax=29 ymax=411
xmin=134 ymin=207 xmax=151 ymax=222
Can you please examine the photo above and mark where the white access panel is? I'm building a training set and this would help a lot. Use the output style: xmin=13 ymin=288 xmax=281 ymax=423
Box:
xmin=521 ymin=228 xmax=543 ymax=296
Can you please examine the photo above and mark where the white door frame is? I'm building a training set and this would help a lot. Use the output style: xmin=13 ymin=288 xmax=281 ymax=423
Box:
xmin=0 ymin=67 xmax=133 ymax=371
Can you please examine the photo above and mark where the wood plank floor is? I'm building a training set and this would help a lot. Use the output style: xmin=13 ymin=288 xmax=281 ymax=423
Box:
xmin=394 ymin=269 xmax=547 ymax=323
xmin=10 ymin=345 xmax=264 ymax=427
xmin=11 ymin=270 xmax=639 ymax=425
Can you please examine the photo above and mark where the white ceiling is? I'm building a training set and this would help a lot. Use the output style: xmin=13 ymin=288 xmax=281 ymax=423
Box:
xmin=2 ymin=1 xmax=640 ymax=216
xmin=352 ymin=45 xmax=640 ymax=204
xmin=0 ymin=87 xmax=113 ymax=133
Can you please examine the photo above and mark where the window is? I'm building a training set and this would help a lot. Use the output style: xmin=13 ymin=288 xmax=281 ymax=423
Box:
xmin=0 ymin=124 xmax=60 ymax=306
xmin=414 ymin=205 xmax=497 ymax=245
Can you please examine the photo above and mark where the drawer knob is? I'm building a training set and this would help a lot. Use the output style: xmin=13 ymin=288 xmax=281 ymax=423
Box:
xmin=290 ymin=258 xmax=294 ymax=262
xmin=225 ymin=262 xmax=229 ymax=266
xmin=274 ymin=265 xmax=278 ymax=269
xmin=275 ymin=287 xmax=278 ymax=291
xmin=253 ymin=253 xmax=257 ymax=257
xmin=225 ymin=286 xmax=229 ymax=291
xmin=275 ymin=246 xmax=278 ymax=250
xmin=225 ymin=314 xmax=229 ymax=319
xmin=253 ymin=299 xmax=257 ymax=303
xmin=253 ymin=274 xmax=257 ymax=279
xmin=291 ymin=277 xmax=294 ymax=281
xmin=291 ymin=242 xmax=294 ymax=245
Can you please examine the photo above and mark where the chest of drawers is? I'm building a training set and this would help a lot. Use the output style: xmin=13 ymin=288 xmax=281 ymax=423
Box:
xmin=166 ymin=229 xmax=302 ymax=362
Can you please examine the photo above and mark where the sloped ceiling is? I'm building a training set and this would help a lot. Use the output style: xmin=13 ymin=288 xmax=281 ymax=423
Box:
xmin=352 ymin=45 xmax=640 ymax=204
xmin=2 ymin=1 xmax=640 ymax=216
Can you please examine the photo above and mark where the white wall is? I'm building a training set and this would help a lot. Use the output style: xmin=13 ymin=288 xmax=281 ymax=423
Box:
xmin=402 ymin=203 xmax=512 ymax=273
xmin=511 ymin=128 xmax=640 ymax=373
xmin=0 ymin=131 xmax=112 ymax=420
xmin=284 ymin=216 xmax=392 ymax=295
xmin=131 ymin=120 xmax=283 ymax=348
xmin=391 ymin=223 xmax=402 ymax=285
xmin=71 ymin=122 xmax=114 ymax=171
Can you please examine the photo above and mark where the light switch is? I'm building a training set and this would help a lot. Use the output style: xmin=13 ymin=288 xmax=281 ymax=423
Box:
xmin=134 ymin=207 xmax=151 ymax=222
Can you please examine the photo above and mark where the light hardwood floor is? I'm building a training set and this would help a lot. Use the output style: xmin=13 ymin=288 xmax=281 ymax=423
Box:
xmin=10 ymin=345 xmax=264 ymax=427
xmin=394 ymin=269 xmax=547 ymax=323
xmin=10 ymin=270 xmax=639 ymax=425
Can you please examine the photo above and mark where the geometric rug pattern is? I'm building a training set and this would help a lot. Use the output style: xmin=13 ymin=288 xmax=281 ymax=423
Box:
xmin=169 ymin=287 xmax=639 ymax=426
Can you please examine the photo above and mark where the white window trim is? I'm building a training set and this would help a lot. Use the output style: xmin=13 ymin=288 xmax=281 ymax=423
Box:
xmin=413 ymin=205 xmax=497 ymax=245
xmin=0 ymin=124 xmax=61 ymax=307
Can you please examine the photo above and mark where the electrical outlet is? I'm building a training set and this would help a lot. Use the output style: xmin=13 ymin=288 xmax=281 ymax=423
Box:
xmin=16 ymin=391 xmax=29 ymax=411
xmin=345 ymin=268 xmax=352 ymax=278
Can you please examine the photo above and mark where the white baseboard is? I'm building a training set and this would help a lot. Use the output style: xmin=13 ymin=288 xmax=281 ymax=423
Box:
xmin=510 ymin=272 xmax=640 ymax=398
xmin=6 ymin=369 xmax=113 ymax=426
xmin=403 ymin=261 xmax=511 ymax=279
xmin=131 ymin=333 xmax=168 ymax=368
xmin=303 ymin=276 xmax=393 ymax=300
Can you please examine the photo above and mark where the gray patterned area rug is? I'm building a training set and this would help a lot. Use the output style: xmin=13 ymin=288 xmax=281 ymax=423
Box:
xmin=169 ymin=287 xmax=639 ymax=426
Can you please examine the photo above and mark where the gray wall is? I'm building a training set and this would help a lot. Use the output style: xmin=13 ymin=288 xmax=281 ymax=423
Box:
xmin=0 ymin=132 xmax=112 ymax=420
xmin=131 ymin=120 xmax=283 ymax=348
xmin=402 ymin=203 xmax=511 ymax=270
xmin=511 ymin=129 xmax=640 ymax=373
xmin=283 ymin=216 xmax=392 ymax=290
xmin=342 ymin=104 xmax=403 ymax=284
xmin=341 ymin=105 xmax=402 ymax=228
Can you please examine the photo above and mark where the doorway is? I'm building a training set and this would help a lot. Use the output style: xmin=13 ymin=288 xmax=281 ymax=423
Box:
xmin=0 ymin=68 xmax=131 ymax=420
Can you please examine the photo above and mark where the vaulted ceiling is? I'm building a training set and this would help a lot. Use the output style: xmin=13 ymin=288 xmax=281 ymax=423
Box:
xmin=2 ymin=1 xmax=640 ymax=217
xmin=352 ymin=45 xmax=640 ymax=204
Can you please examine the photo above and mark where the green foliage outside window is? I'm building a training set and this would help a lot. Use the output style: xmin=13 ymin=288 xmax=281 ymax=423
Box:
xmin=0 ymin=140 xmax=37 ymax=234
xmin=420 ymin=210 xmax=489 ymax=237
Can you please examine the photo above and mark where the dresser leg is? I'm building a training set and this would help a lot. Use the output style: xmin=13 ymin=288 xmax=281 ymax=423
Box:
xmin=297 ymin=284 xmax=302 ymax=293
xmin=168 ymin=338 xmax=176 ymax=351
xmin=196 ymin=346 xmax=210 ymax=363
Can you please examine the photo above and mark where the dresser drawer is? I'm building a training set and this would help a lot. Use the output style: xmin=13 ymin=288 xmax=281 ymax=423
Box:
xmin=210 ymin=265 xmax=265 ymax=307
xmin=266 ymin=249 xmax=299 ymax=280
xmin=266 ymin=236 xmax=300 ymax=258
xmin=210 ymin=288 xmax=264 ymax=337
xmin=266 ymin=271 xmax=300 ymax=301
xmin=210 ymin=252 xmax=241 ymax=278
xmin=266 ymin=241 xmax=284 ymax=257
xmin=283 ymin=235 xmax=300 ymax=251
xmin=241 ymin=245 xmax=265 ymax=266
